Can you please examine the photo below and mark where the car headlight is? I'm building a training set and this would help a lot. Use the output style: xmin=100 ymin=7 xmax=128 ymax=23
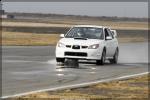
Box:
xmin=57 ymin=42 xmax=65 ymax=48
xmin=88 ymin=44 xmax=99 ymax=49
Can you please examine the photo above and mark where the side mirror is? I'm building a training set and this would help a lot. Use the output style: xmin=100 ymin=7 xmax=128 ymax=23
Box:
xmin=106 ymin=36 xmax=112 ymax=40
xmin=60 ymin=34 xmax=65 ymax=38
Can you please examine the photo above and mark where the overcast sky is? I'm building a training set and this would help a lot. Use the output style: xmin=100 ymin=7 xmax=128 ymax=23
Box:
xmin=2 ymin=2 xmax=148 ymax=18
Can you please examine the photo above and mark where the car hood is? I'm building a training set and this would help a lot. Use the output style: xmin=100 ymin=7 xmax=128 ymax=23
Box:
xmin=58 ymin=38 xmax=103 ymax=46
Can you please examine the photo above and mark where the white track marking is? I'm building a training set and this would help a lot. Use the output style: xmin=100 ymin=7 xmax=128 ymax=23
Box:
xmin=1 ymin=72 xmax=149 ymax=99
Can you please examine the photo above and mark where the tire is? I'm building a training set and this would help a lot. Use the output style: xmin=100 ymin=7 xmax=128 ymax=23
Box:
xmin=56 ymin=58 xmax=65 ymax=63
xmin=109 ymin=48 xmax=119 ymax=64
xmin=96 ymin=49 xmax=106 ymax=65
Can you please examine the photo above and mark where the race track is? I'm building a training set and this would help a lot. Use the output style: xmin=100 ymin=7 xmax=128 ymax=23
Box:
xmin=2 ymin=42 xmax=148 ymax=98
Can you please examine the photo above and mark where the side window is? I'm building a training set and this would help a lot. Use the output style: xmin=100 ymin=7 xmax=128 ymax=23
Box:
xmin=106 ymin=28 xmax=113 ymax=38
xmin=104 ymin=28 xmax=108 ymax=38
xmin=104 ymin=28 xmax=111 ymax=39
xmin=109 ymin=29 xmax=114 ymax=39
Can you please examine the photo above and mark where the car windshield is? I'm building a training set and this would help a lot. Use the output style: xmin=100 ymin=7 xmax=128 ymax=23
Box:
xmin=65 ymin=27 xmax=104 ymax=39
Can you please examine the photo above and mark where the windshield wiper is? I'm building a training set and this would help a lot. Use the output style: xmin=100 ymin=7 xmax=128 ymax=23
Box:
xmin=74 ymin=37 xmax=88 ymax=40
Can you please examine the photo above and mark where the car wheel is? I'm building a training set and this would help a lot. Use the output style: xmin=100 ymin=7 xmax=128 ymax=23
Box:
xmin=56 ymin=58 xmax=65 ymax=63
xmin=110 ymin=48 xmax=119 ymax=64
xmin=96 ymin=49 xmax=106 ymax=65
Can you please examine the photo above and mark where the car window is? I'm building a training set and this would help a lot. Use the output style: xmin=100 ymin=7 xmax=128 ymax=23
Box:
xmin=107 ymin=29 xmax=114 ymax=39
xmin=65 ymin=27 xmax=104 ymax=39
xmin=104 ymin=28 xmax=113 ymax=39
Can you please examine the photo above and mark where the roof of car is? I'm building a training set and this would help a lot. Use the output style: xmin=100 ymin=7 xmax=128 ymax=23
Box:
xmin=74 ymin=25 xmax=105 ymax=28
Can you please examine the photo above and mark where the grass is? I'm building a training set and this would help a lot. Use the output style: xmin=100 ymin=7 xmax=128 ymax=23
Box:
xmin=2 ymin=31 xmax=147 ymax=46
xmin=2 ymin=19 xmax=148 ymax=46
xmin=2 ymin=20 xmax=148 ymax=30
xmin=10 ymin=74 xmax=149 ymax=100
xmin=2 ymin=31 xmax=60 ymax=46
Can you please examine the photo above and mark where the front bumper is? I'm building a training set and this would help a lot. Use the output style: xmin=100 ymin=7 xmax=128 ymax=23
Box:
xmin=56 ymin=46 xmax=103 ymax=60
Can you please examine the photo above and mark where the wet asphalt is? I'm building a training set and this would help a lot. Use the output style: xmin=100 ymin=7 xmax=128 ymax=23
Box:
xmin=2 ymin=42 xmax=148 ymax=98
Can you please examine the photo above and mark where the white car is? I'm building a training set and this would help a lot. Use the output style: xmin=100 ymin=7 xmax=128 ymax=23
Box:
xmin=56 ymin=25 xmax=119 ymax=65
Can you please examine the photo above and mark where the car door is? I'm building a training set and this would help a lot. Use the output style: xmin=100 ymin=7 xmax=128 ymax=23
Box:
xmin=104 ymin=28 xmax=115 ymax=57
xmin=110 ymin=30 xmax=118 ymax=55
xmin=108 ymin=29 xmax=117 ymax=56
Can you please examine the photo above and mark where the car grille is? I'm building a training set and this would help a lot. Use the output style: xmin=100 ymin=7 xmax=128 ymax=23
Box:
xmin=65 ymin=52 xmax=87 ymax=57
xmin=72 ymin=45 xmax=80 ymax=49
xmin=66 ymin=45 xmax=88 ymax=49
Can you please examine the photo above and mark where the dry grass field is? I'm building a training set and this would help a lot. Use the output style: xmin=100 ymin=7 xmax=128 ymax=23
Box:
xmin=2 ymin=31 xmax=147 ymax=46
xmin=10 ymin=74 xmax=149 ymax=100
xmin=2 ymin=20 xmax=148 ymax=30
xmin=2 ymin=31 xmax=59 ymax=46
xmin=2 ymin=18 xmax=148 ymax=46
